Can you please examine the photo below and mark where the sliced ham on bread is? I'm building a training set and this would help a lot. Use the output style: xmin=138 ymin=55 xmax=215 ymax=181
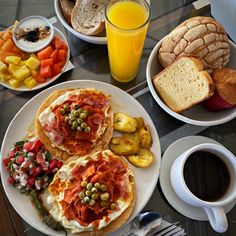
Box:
xmin=71 ymin=0 xmax=108 ymax=36
xmin=153 ymin=56 xmax=215 ymax=113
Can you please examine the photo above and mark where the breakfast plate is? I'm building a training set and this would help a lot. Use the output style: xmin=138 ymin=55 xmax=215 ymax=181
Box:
xmin=0 ymin=26 xmax=70 ymax=92
xmin=160 ymin=135 xmax=236 ymax=221
xmin=0 ymin=80 xmax=161 ymax=236
xmin=146 ymin=39 xmax=236 ymax=126
xmin=54 ymin=0 xmax=150 ymax=45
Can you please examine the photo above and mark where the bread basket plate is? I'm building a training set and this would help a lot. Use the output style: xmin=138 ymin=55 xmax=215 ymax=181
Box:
xmin=0 ymin=80 xmax=161 ymax=236
xmin=0 ymin=26 xmax=70 ymax=92
xmin=54 ymin=0 xmax=150 ymax=45
xmin=146 ymin=39 xmax=236 ymax=126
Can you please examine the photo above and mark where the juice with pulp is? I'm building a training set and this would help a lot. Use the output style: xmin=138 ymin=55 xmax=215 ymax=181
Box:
xmin=106 ymin=1 xmax=149 ymax=82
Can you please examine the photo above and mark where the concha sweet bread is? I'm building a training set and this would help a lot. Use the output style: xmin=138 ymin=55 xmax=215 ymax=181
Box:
xmin=158 ymin=16 xmax=230 ymax=73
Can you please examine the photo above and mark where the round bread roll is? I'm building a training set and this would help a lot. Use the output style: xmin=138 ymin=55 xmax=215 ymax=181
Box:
xmin=36 ymin=88 xmax=113 ymax=161
xmin=71 ymin=0 xmax=108 ymax=36
xmin=158 ymin=16 xmax=230 ymax=73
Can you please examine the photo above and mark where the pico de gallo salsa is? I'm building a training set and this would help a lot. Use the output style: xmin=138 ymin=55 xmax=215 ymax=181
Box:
xmin=2 ymin=139 xmax=63 ymax=194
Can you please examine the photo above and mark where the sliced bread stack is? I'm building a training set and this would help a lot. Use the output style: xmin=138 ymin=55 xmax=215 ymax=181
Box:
xmin=153 ymin=56 xmax=215 ymax=113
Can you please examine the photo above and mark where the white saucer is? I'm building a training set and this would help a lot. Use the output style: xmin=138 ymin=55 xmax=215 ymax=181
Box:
xmin=160 ymin=135 xmax=236 ymax=221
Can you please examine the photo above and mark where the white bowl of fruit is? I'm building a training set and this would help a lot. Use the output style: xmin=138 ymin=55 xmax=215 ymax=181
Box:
xmin=0 ymin=19 xmax=70 ymax=91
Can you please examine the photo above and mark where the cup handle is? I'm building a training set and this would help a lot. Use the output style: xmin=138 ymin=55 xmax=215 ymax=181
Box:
xmin=204 ymin=207 xmax=228 ymax=233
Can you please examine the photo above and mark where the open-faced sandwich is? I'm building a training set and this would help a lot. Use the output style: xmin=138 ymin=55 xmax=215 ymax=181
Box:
xmin=48 ymin=149 xmax=135 ymax=235
xmin=36 ymin=88 xmax=113 ymax=161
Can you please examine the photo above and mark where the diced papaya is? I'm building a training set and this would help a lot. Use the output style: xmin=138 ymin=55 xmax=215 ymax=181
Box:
xmin=37 ymin=46 xmax=53 ymax=60
xmin=52 ymin=64 xmax=61 ymax=76
xmin=25 ymin=56 xmax=40 ymax=70
xmin=56 ymin=61 xmax=65 ymax=69
xmin=0 ymin=39 xmax=5 ymax=47
xmin=57 ymin=49 xmax=67 ymax=61
xmin=61 ymin=42 xmax=68 ymax=51
xmin=54 ymin=40 xmax=64 ymax=49
xmin=40 ymin=58 xmax=53 ymax=67
xmin=1 ymin=38 xmax=15 ymax=52
xmin=2 ymin=30 xmax=12 ymax=41
xmin=8 ymin=78 xmax=20 ymax=88
xmin=24 ymin=76 xmax=37 ymax=89
xmin=40 ymin=65 xmax=52 ymax=78
xmin=6 ymin=56 xmax=21 ymax=65
xmin=50 ymin=49 xmax=58 ymax=63
xmin=0 ymin=61 xmax=8 ymax=73
xmin=0 ymin=50 xmax=17 ymax=64
xmin=13 ymin=65 xmax=31 ymax=81
xmin=35 ymin=73 xmax=45 ymax=83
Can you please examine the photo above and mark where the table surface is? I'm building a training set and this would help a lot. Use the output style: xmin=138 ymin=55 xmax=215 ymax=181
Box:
xmin=0 ymin=0 xmax=236 ymax=235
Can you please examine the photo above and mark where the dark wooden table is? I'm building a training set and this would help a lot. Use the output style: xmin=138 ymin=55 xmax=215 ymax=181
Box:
xmin=0 ymin=0 xmax=236 ymax=235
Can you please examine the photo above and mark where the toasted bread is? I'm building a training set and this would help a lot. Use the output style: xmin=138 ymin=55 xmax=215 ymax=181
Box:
xmin=153 ymin=56 xmax=215 ymax=113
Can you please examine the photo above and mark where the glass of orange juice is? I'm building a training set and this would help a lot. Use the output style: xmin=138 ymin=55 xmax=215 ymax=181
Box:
xmin=105 ymin=0 xmax=150 ymax=82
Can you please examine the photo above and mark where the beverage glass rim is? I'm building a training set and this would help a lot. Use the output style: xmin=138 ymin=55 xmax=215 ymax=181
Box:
xmin=105 ymin=0 xmax=151 ymax=31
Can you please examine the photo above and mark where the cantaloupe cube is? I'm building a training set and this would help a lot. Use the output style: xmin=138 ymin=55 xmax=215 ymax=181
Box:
xmin=5 ymin=56 xmax=21 ymax=65
xmin=0 ymin=72 xmax=13 ymax=80
xmin=30 ymin=53 xmax=38 ymax=59
xmin=0 ymin=61 xmax=7 ymax=73
xmin=8 ymin=63 xmax=19 ymax=74
xmin=13 ymin=65 xmax=30 ymax=81
xmin=8 ymin=78 xmax=20 ymax=88
xmin=24 ymin=76 xmax=37 ymax=89
xmin=25 ymin=56 xmax=40 ymax=70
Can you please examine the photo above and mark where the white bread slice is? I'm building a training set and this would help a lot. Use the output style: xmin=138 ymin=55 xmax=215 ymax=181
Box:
xmin=153 ymin=56 xmax=215 ymax=113
xmin=71 ymin=0 xmax=108 ymax=36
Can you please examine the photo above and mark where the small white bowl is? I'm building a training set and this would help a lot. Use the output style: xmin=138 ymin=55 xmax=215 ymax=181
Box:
xmin=12 ymin=15 xmax=55 ymax=53
xmin=146 ymin=39 xmax=236 ymax=126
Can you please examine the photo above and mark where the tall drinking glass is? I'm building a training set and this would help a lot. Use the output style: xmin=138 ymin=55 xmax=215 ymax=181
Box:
xmin=105 ymin=0 xmax=150 ymax=82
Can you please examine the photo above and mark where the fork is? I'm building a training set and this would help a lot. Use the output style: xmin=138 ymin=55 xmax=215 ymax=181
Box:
xmin=154 ymin=222 xmax=186 ymax=236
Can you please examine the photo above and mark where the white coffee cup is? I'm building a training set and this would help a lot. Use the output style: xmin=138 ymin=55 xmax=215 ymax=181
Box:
xmin=170 ymin=143 xmax=236 ymax=233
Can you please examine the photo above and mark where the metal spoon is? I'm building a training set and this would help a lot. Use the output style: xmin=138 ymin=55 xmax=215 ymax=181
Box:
xmin=124 ymin=211 xmax=162 ymax=236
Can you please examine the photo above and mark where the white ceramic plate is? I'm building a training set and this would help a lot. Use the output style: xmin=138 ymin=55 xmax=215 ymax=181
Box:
xmin=160 ymin=135 xmax=236 ymax=221
xmin=0 ymin=27 xmax=70 ymax=92
xmin=54 ymin=0 xmax=150 ymax=45
xmin=146 ymin=39 xmax=236 ymax=126
xmin=0 ymin=80 xmax=161 ymax=236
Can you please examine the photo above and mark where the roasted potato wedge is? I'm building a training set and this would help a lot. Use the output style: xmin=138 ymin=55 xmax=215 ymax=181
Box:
xmin=139 ymin=125 xmax=152 ymax=149
xmin=136 ymin=117 xmax=145 ymax=130
xmin=127 ymin=149 xmax=154 ymax=168
xmin=113 ymin=112 xmax=138 ymax=133
xmin=110 ymin=137 xmax=139 ymax=155
xmin=123 ymin=131 xmax=140 ymax=144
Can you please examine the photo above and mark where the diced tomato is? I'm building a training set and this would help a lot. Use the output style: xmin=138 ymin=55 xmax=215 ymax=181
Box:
xmin=30 ymin=166 xmax=42 ymax=176
xmin=58 ymin=161 xmax=63 ymax=168
xmin=7 ymin=177 xmax=14 ymax=184
xmin=27 ymin=177 xmax=35 ymax=187
xmin=13 ymin=172 xmax=18 ymax=180
xmin=24 ymin=140 xmax=43 ymax=152
xmin=37 ymin=46 xmax=53 ymax=60
xmin=8 ymin=150 xmax=15 ymax=158
xmin=16 ymin=156 xmax=24 ymax=165
xmin=40 ymin=58 xmax=53 ymax=67
xmin=40 ymin=65 xmax=52 ymax=78
xmin=3 ymin=157 xmax=11 ymax=167
xmin=58 ymin=49 xmax=67 ymax=61
xmin=52 ymin=64 xmax=61 ymax=76
xmin=36 ymin=153 xmax=45 ymax=165
xmin=49 ymin=159 xmax=59 ymax=170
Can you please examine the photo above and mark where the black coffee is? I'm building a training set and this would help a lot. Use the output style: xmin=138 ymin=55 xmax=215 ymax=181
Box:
xmin=183 ymin=151 xmax=230 ymax=202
